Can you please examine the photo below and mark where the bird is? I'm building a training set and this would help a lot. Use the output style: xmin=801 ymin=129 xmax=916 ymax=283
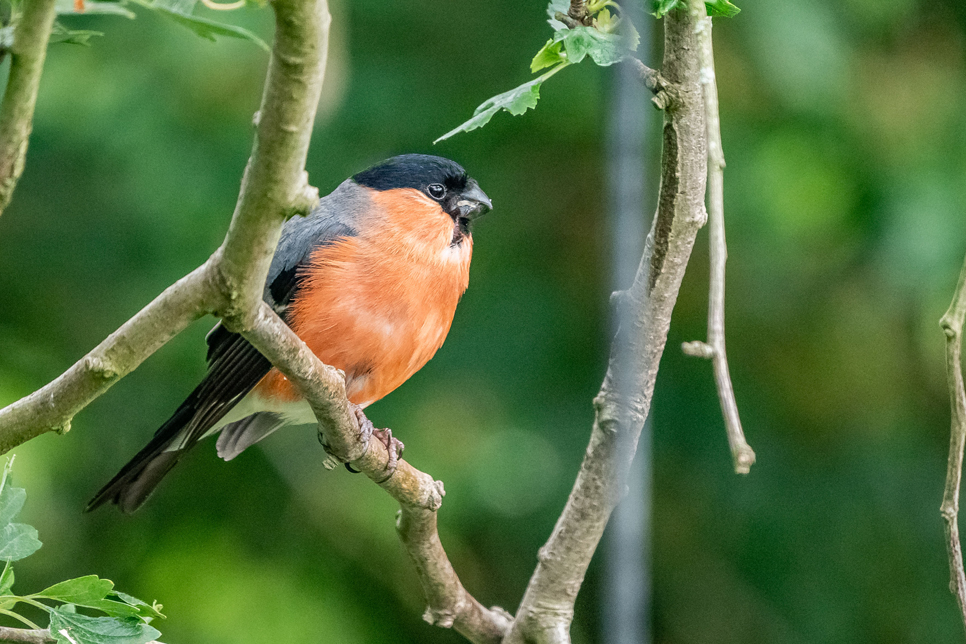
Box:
xmin=87 ymin=154 xmax=492 ymax=513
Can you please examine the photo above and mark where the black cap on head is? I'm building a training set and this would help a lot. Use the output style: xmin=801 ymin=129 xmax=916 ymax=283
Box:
xmin=352 ymin=154 xmax=492 ymax=226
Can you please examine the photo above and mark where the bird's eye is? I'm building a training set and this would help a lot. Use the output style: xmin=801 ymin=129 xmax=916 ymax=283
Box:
xmin=427 ymin=183 xmax=446 ymax=200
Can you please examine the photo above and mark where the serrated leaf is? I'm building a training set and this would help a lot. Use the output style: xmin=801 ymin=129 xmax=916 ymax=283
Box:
xmin=436 ymin=76 xmax=547 ymax=143
xmin=50 ymin=22 xmax=104 ymax=45
xmin=37 ymin=576 xmax=114 ymax=605
xmin=705 ymin=0 xmax=739 ymax=17
xmin=531 ymin=39 xmax=565 ymax=73
xmin=128 ymin=0 xmax=268 ymax=50
xmin=55 ymin=0 xmax=136 ymax=17
xmin=49 ymin=609 xmax=161 ymax=644
xmin=110 ymin=592 xmax=164 ymax=620
xmin=0 ymin=562 xmax=14 ymax=595
xmin=558 ymin=26 xmax=628 ymax=66
xmin=0 ymin=524 xmax=41 ymax=562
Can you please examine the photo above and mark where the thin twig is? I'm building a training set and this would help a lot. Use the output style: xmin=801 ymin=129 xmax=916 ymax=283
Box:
xmin=625 ymin=57 xmax=676 ymax=110
xmin=684 ymin=0 xmax=755 ymax=474
xmin=941 ymin=252 xmax=966 ymax=631
xmin=0 ymin=0 xmax=58 ymax=217
xmin=503 ymin=9 xmax=709 ymax=643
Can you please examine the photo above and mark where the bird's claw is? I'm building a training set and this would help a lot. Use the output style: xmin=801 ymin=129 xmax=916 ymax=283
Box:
xmin=344 ymin=406 xmax=403 ymax=482
xmin=372 ymin=427 xmax=405 ymax=483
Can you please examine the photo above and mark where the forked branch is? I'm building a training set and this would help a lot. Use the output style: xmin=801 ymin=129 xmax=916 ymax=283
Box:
xmin=941 ymin=251 xmax=966 ymax=631
xmin=681 ymin=0 xmax=755 ymax=474
xmin=504 ymin=9 xmax=708 ymax=643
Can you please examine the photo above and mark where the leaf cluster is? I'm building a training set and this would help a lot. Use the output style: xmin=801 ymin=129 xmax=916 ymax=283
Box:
xmin=436 ymin=0 xmax=739 ymax=142
xmin=0 ymin=459 xmax=164 ymax=644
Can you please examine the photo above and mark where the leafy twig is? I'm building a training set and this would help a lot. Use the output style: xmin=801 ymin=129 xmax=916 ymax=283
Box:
xmin=940 ymin=251 xmax=966 ymax=631
xmin=681 ymin=0 xmax=754 ymax=474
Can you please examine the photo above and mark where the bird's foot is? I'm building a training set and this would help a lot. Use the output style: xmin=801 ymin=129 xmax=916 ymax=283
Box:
xmin=347 ymin=405 xmax=404 ymax=482
xmin=372 ymin=427 xmax=405 ymax=483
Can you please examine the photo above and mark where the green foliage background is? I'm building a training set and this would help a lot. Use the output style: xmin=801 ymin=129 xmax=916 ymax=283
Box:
xmin=1 ymin=0 xmax=965 ymax=641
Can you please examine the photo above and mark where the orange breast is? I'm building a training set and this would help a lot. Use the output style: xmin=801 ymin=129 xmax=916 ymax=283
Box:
xmin=253 ymin=188 xmax=472 ymax=407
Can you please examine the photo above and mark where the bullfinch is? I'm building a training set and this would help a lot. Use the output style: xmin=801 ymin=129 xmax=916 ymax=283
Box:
xmin=87 ymin=154 xmax=492 ymax=513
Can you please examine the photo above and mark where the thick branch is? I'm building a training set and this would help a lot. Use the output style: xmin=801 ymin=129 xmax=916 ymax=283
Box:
xmin=0 ymin=0 xmax=57 ymax=217
xmin=215 ymin=0 xmax=328 ymax=327
xmin=504 ymin=9 xmax=708 ymax=643
xmin=941 ymin=251 xmax=966 ymax=631
xmin=684 ymin=0 xmax=755 ymax=474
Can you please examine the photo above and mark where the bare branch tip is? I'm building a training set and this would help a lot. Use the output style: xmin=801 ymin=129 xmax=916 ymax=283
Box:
xmin=682 ymin=340 xmax=714 ymax=359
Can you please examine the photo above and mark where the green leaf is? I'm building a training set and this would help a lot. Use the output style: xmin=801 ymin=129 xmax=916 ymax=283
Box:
xmin=128 ymin=0 xmax=268 ymax=50
xmin=37 ymin=576 xmax=114 ymax=605
xmin=0 ymin=562 xmax=14 ymax=595
xmin=435 ymin=67 xmax=564 ymax=143
xmin=50 ymin=22 xmax=104 ymax=45
xmin=705 ymin=0 xmax=739 ymax=16
xmin=0 ymin=481 xmax=26 ymax=527
xmin=49 ymin=609 xmax=161 ymax=644
xmin=531 ymin=39 xmax=565 ymax=73
xmin=557 ymin=26 xmax=628 ymax=66
xmin=0 ymin=523 xmax=41 ymax=562
xmin=55 ymin=0 xmax=137 ymax=17
xmin=110 ymin=592 xmax=164 ymax=621
xmin=651 ymin=0 xmax=679 ymax=16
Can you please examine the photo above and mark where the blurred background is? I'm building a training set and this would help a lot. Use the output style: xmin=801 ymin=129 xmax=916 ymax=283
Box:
xmin=0 ymin=0 xmax=965 ymax=641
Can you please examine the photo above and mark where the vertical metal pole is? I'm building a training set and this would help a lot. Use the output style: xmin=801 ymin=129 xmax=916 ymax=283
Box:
xmin=602 ymin=2 xmax=652 ymax=643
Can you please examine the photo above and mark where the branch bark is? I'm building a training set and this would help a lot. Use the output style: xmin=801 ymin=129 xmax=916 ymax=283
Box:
xmin=941 ymin=251 xmax=966 ymax=631
xmin=0 ymin=626 xmax=54 ymax=644
xmin=681 ymin=0 xmax=755 ymax=474
xmin=0 ymin=0 xmax=58 ymax=217
xmin=503 ymin=9 xmax=708 ymax=643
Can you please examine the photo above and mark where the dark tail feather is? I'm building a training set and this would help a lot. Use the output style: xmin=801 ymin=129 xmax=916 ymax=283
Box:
xmin=86 ymin=403 xmax=196 ymax=514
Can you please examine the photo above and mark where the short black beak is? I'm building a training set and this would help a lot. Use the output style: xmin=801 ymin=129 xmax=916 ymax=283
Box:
xmin=457 ymin=181 xmax=492 ymax=220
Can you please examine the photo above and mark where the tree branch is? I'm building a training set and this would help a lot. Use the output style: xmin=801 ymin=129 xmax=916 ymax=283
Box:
xmin=0 ymin=2 xmax=508 ymax=641
xmin=941 ymin=251 xmax=966 ymax=632
xmin=0 ymin=626 xmax=54 ymax=644
xmin=241 ymin=303 xmax=512 ymax=643
xmin=625 ymin=57 xmax=675 ymax=111
xmin=0 ymin=0 xmax=57 ymax=217
xmin=503 ymin=9 xmax=708 ymax=643
xmin=682 ymin=0 xmax=755 ymax=474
